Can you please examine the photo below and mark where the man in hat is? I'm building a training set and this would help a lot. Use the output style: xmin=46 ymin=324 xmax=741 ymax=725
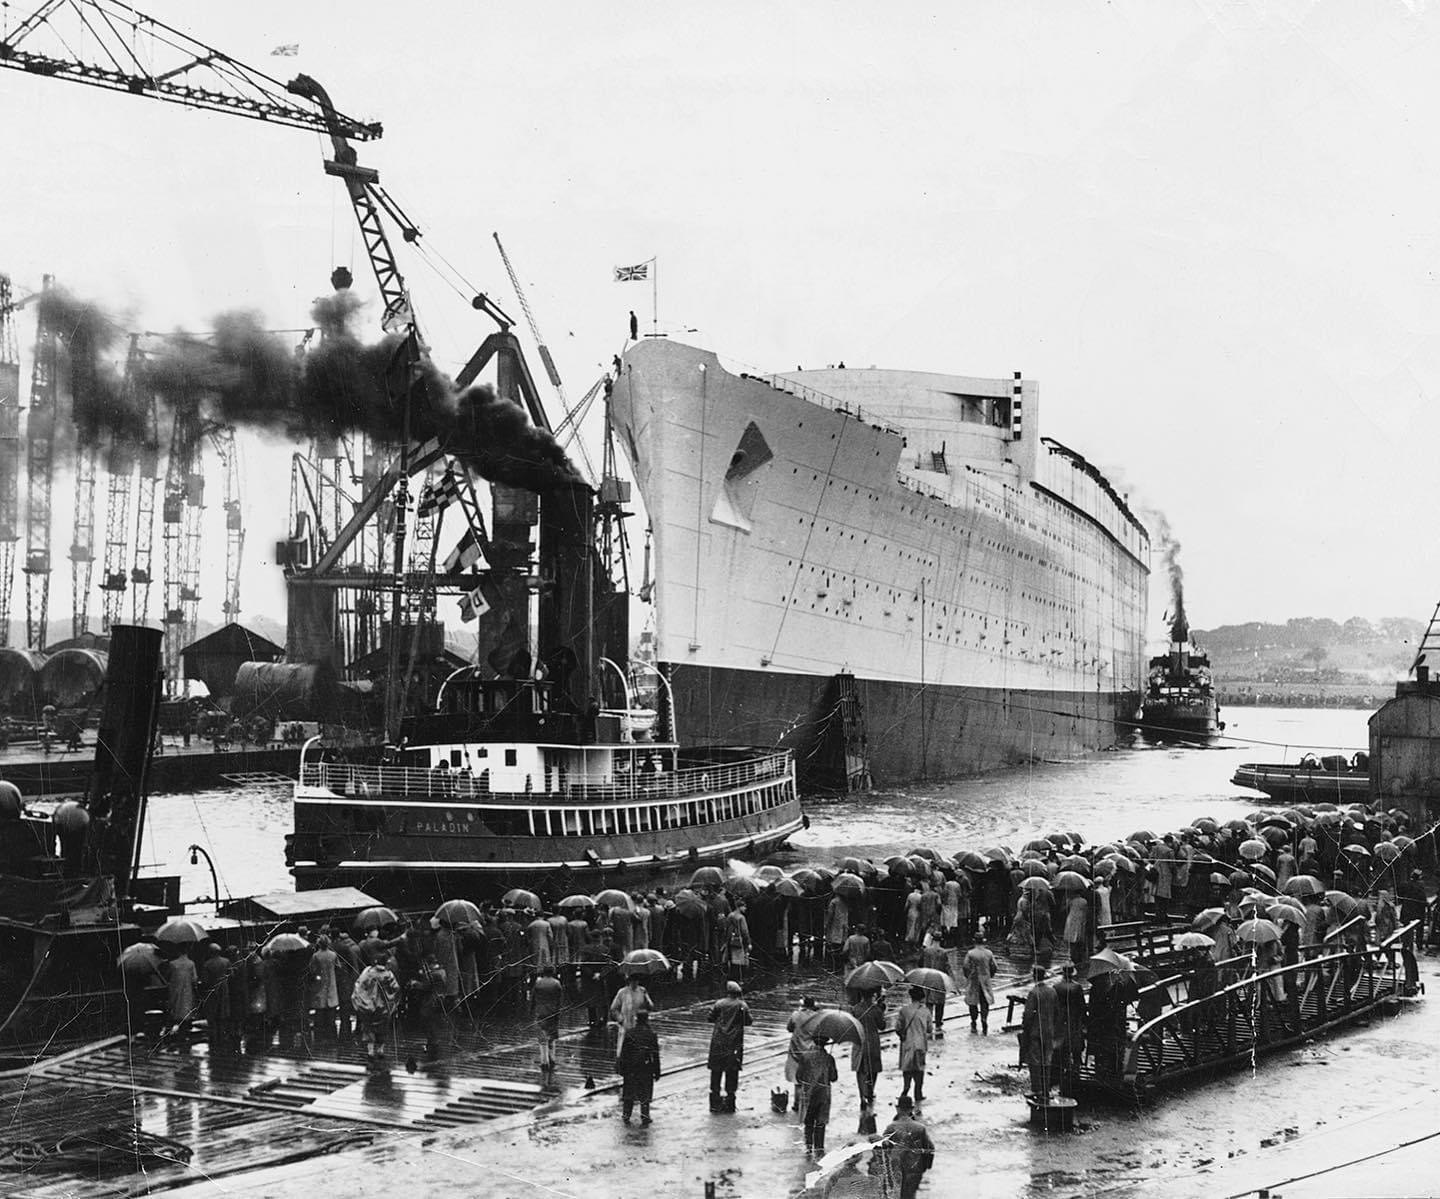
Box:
xmin=794 ymin=1031 xmax=838 ymax=1157
xmin=1021 ymin=965 xmax=1059 ymax=1101
xmin=609 ymin=971 xmax=654 ymax=1056
xmin=875 ymin=1094 xmax=935 ymax=1199
xmin=1053 ymin=963 xmax=1087 ymax=1096
xmin=1397 ymin=869 xmax=1427 ymax=993
xmin=532 ymin=965 xmax=564 ymax=1077
xmin=706 ymin=980 xmax=752 ymax=1112
xmin=616 ymin=1009 xmax=661 ymax=1125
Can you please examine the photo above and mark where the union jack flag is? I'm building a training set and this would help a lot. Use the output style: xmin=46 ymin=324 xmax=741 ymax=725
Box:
xmin=613 ymin=263 xmax=649 ymax=282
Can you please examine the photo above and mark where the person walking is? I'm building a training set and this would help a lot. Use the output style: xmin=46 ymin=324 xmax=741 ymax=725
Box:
xmin=164 ymin=946 xmax=198 ymax=1050
xmin=795 ymin=1033 xmax=838 ymax=1158
xmin=706 ymin=980 xmax=752 ymax=1112
xmin=617 ymin=1009 xmax=662 ymax=1125
xmin=875 ymin=1094 xmax=935 ymax=1199
xmin=352 ymin=954 xmax=401 ymax=1070
xmin=1021 ymin=965 xmax=1060 ymax=1101
xmin=896 ymin=986 xmax=933 ymax=1104
xmin=308 ymin=935 xmax=340 ymax=1043
xmin=849 ymin=988 xmax=885 ymax=1120
xmin=919 ymin=934 xmax=951 ymax=1034
xmin=962 ymin=932 xmax=998 ymax=1033
xmin=609 ymin=973 xmax=654 ymax=1055
xmin=723 ymin=903 xmax=751 ymax=983
xmin=532 ymin=964 xmax=565 ymax=1078
xmin=1064 ymin=889 xmax=1092 ymax=971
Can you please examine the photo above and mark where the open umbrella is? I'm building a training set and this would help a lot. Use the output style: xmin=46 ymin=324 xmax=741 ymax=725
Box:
xmin=1020 ymin=875 xmax=1052 ymax=893
xmin=904 ymin=967 xmax=958 ymax=995
xmin=354 ymin=906 xmax=398 ymax=933
xmin=1284 ymin=874 xmax=1326 ymax=898
xmin=1229 ymin=870 xmax=1253 ymax=887
xmin=1224 ymin=819 xmax=1254 ymax=834
xmin=502 ymin=888 xmax=542 ymax=910
xmin=1209 ymin=871 xmax=1232 ymax=886
xmin=831 ymin=872 xmax=866 ymax=900
xmin=155 ymin=917 xmax=208 ymax=945
xmin=910 ymin=847 xmax=942 ymax=862
xmin=1238 ymin=839 xmax=1268 ymax=861
xmin=1087 ymin=947 xmax=1135 ymax=976
xmin=979 ymin=846 xmax=1011 ymax=864
xmin=835 ymin=856 xmax=871 ymax=877
xmin=262 ymin=932 xmax=311 ymax=956
xmin=1129 ymin=830 xmax=1156 ymax=844
xmin=1266 ymin=904 xmax=1304 ymax=926
xmin=1105 ymin=853 xmax=1137 ymax=874
xmin=1023 ymin=838 xmax=1054 ymax=854
xmin=595 ymin=888 xmax=635 ymax=911
xmin=558 ymin=894 xmax=597 ymax=910
xmin=845 ymin=960 xmax=904 ymax=990
xmin=1235 ymin=918 xmax=1281 ymax=944
xmin=1059 ymin=855 xmax=1091 ymax=876
xmin=1191 ymin=817 xmax=1219 ymax=833
xmin=1248 ymin=863 xmax=1277 ymax=885
xmin=672 ymin=889 xmax=706 ymax=919
xmin=1269 ymin=893 xmax=1305 ymax=910
xmin=1340 ymin=844 xmax=1371 ymax=860
xmin=1176 ymin=931 xmax=1215 ymax=951
xmin=725 ymin=876 xmax=760 ymax=900
xmin=1054 ymin=871 xmax=1090 ymax=891
xmin=1374 ymin=842 xmax=1401 ymax=863
xmin=773 ymin=878 xmax=803 ymax=898
xmin=690 ymin=866 xmax=724 ymax=888
xmin=885 ymin=856 xmax=916 ymax=878
xmin=436 ymin=899 xmax=482 ymax=926
xmin=1327 ymin=892 xmax=1360 ymax=918
xmin=799 ymin=1007 xmax=865 ymax=1044
xmin=1022 ymin=859 xmax=1052 ymax=879
xmin=755 ymin=865 xmax=786 ymax=883
xmin=1193 ymin=908 xmax=1227 ymax=931
xmin=789 ymin=868 xmax=824 ymax=893
xmin=118 ymin=942 xmax=163 ymax=970
xmin=1259 ymin=826 xmax=1290 ymax=847
xmin=1093 ymin=859 xmax=1118 ymax=879
xmin=620 ymin=949 xmax=672 ymax=977
xmin=953 ymin=850 xmax=988 ymax=871
xmin=1393 ymin=835 xmax=1416 ymax=851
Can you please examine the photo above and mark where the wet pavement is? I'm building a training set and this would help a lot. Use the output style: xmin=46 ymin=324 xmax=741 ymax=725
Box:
xmin=11 ymin=944 xmax=1429 ymax=1199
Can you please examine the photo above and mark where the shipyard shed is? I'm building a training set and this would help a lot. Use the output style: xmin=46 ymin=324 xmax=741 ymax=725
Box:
xmin=1368 ymin=678 xmax=1440 ymax=863
xmin=181 ymin=623 xmax=285 ymax=701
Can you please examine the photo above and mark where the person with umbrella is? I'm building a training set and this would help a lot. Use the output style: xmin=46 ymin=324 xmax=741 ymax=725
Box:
xmin=163 ymin=944 xmax=199 ymax=1050
xmin=795 ymin=1031 xmax=839 ymax=1158
xmin=874 ymin=1094 xmax=935 ymax=1199
xmin=707 ymin=980 xmax=752 ymax=1112
xmin=532 ymin=964 xmax=564 ymax=1078
xmin=118 ymin=941 xmax=165 ymax=1039
xmin=961 ymin=932 xmax=998 ymax=1034
xmin=617 ymin=1008 xmax=662 ymax=1125
xmin=918 ymin=934 xmax=952 ymax=1034
xmin=896 ymin=985 xmax=933 ymax=1105
xmin=849 ymin=987 xmax=885 ymax=1121
xmin=609 ymin=971 xmax=654 ymax=1055
xmin=1053 ymin=963 xmax=1087 ymax=1096
xmin=352 ymin=953 xmax=401 ymax=1070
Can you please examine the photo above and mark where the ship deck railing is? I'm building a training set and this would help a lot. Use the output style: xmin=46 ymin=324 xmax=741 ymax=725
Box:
xmin=297 ymin=750 xmax=794 ymax=805
xmin=741 ymin=371 xmax=907 ymax=439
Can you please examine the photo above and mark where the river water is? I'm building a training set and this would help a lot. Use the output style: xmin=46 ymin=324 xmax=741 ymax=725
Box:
xmin=138 ymin=706 xmax=1371 ymax=910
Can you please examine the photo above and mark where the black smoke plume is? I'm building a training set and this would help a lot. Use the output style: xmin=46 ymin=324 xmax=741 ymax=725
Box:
xmin=47 ymin=286 xmax=583 ymax=494
xmin=1150 ymin=513 xmax=1188 ymax=644
xmin=36 ymin=287 xmax=135 ymax=449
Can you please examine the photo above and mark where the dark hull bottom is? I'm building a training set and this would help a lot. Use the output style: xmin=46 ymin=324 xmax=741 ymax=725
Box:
xmin=665 ymin=663 xmax=1140 ymax=791
xmin=1138 ymin=701 xmax=1222 ymax=743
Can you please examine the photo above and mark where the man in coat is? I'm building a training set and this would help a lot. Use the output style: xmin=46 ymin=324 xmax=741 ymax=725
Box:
xmin=617 ymin=1008 xmax=662 ymax=1124
xmin=1052 ymin=963 xmax=1087 ymax=1096
xmin=896 ymin=985 xmax=933 ymax=1104
xmin=1021 ymin=965 xmax=1060 ymax=1101
xmin=609 ymin=972 xmax=654 ymax=1055
xmin=532 ymin=964 xmax=565 ymax=1077
xmin=848 ymin=988 xmax=885 ymax=1116
xmin=795 ymin=1033 xmax=838 ymax=1157
xmin=875 ymin=1094 xmax=935 ymax=1199
xmin=706 ymin=980 xmax=752 ymax=1112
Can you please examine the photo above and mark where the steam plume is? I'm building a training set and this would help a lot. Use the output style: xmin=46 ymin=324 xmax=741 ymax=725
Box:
xmin=1150 ymin=512 xmax=1188 ymax=643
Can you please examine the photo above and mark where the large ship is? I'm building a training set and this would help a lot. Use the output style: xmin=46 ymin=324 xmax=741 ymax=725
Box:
xmin=611 ymin=339 xmax=1151 ymax=790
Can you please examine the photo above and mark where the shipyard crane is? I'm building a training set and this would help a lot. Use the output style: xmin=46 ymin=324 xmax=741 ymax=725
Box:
xmin=0 ymin=276 xmax=23 ymax=648
xmin=24 ymin=275 xmax=57 ymax=651
xmin=97 ymin=336 xmax=139 ymax=632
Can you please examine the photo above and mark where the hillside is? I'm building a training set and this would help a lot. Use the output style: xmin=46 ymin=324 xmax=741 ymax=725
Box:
xmin=1193 ymin=615 xmax=1424 ymax=707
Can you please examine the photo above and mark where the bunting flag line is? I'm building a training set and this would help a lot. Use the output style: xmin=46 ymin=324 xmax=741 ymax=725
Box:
xmin=458 ymin=583 xmax=491 ymax=623
xmin=442 ymin=529 xmax=482 ymax=574
xmin=416 ymin=467 xmax=461 ymax=518
xmin=613 ymin=263 xmax=649 ymax=282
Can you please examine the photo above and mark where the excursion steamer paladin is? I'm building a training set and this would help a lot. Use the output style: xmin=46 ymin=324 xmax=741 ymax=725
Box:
xmin=289 ymin=484 xmax=805 ymax=898
xmin=611 ymin=340 xmax=1151 ymax=791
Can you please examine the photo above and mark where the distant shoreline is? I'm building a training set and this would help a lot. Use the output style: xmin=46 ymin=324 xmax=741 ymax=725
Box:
xmin=1217 ymin=683 xmax=1382 ymax=710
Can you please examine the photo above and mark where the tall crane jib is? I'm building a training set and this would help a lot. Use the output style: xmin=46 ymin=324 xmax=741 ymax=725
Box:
xmin=98 ymin=337 xmax=141 ymax=633
xmin=0 ymin=276 xmax=21 ymax=648
xmin=23 ymin=275 xmax=56 ymax=652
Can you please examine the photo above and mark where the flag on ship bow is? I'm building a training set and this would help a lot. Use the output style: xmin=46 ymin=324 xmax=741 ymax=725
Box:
xmin=613 ymin=263 xmax=649 ymax=282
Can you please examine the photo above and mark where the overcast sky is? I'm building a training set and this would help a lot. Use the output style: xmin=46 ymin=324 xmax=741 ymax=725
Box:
xmin=4 ymin=0 xmax=1439 ymax=638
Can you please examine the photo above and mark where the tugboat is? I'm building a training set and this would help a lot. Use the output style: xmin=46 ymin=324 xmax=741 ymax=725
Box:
xmin=287 ymin=483 xmax=805 ymax=901
xmin=1138 ymin=612 xmax=1222 ymax=742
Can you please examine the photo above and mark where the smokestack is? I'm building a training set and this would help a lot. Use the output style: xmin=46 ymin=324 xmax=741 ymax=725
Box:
xmin=537 ymin=483 xmax=596 ymax=716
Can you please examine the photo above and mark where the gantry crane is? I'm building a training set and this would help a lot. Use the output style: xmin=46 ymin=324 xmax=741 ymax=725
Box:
xmin=98 ymin=336 xmax=140 ymax=633
xmin=69 ymin=412 xmax=99 ymax=640
xmin=23 ymin=275 xmax=57 ymax=651
xmin=0 ymin=276 xmax=22 ymax=648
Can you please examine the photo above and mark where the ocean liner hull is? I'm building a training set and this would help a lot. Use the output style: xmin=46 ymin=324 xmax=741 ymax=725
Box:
xmin=613 ymin=340 xmax=1150 ymax=789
